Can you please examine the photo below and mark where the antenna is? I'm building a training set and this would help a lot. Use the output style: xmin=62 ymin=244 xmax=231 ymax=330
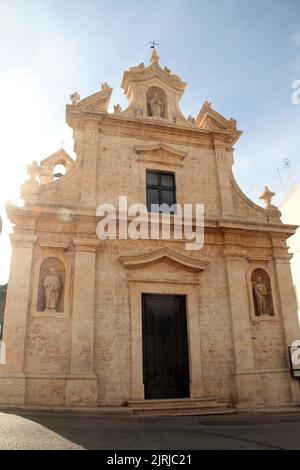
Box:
xmin=277 ymin=167 xmax=285 ymax=195
xmin=283 ymin=158 xmax=292 ymax=193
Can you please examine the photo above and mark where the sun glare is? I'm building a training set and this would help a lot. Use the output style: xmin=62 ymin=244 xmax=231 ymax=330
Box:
xmin=0 ymin=74 xmax=74 ymax=284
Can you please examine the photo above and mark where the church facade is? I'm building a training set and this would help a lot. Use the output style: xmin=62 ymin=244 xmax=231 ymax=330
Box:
xmin=1 ymin=50 xmax=300 ymax=412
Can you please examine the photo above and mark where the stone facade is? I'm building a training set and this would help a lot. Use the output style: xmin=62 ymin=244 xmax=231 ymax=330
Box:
xmin=0 ymin=50 xmax=300 ymax=409
xmin=0 ymin=284 xmax=7 ymax=338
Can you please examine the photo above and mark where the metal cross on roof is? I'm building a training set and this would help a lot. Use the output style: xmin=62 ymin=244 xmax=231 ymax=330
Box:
xmin=149 ymin=40 xmax=158 ymax=49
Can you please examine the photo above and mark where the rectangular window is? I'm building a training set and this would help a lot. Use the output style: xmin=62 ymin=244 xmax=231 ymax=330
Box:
xmin=146 ymin=170 xmax=176 ymax=213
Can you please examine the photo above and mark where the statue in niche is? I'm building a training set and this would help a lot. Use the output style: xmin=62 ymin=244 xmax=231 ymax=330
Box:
xmin=43 ymin=267 xmax=61 ymax=311
xmin=252 ymin=269 xmax=274 ymax=317
xmin=148 ymin=92 xmax=164 ymax=118
xmin=254 ymin=277 xmax=268 ymax=316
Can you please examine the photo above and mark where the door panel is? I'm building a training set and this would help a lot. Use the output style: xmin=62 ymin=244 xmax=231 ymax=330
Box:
xmin=142 ymin=294 xmax=190 ymax=399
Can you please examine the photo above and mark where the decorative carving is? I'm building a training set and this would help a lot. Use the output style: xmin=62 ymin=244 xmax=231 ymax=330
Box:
xmin=113 ymin=104 xmax=122 ymax=113
xmin=146 ymin=86 xmax=167 ymax=119
xmin=215 ymin=147 xmax=227 ymax=164
xmin=101 ymin=82 xmax=110 ymax=90
xmin=187 ymin=115 xmax=195 ymax=124
xmin=251 ymin=269 xmax=274 ymax=317
xmin=129 ymin=63 xmax=145 ymax=72
xmin=150 ymin=48 xmax=160 ymax=65
xmin=134 ymin=107 xmax=143 ymax=119
xmin=43 ymin=267 xmax=61 ymax=311
xmin=86 ymin=127 xmax=98 ymax=145
xmin=259 ymin=186 xmax=276 ymax=209
xmin=21 ymin=160 xmax=40 ymax=198
xmin=27 ymin=161 xmax=40 ymax=180
xmin=70 ymin=91 xmax=80 ymax=105
xmin=229 ymin=118 xmax=237 ymax=129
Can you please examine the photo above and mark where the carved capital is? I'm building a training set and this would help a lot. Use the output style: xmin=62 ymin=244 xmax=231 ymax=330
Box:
xmin=10 ymin=234 xmax=37 ymax=248
xmin=39 ymin=241 xmax=70 ymax=250
xmin=224 ymin=248 xmax=247 ymax=260
xmin=247 ymin=256 xmax=272 ymax=264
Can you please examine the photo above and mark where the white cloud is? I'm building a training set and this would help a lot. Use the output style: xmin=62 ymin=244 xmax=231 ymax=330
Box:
xmin=291 ymin=30 xmax=300 ymax=47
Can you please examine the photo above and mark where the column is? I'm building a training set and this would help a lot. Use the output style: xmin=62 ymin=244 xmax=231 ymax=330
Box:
xmin=0 ymin=233 xmax=37 ymax=404
xmin=65 ymin=238 xmax=99 ymax=407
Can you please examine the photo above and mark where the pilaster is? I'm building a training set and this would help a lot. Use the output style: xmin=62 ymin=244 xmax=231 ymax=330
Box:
xmin=223 ymin=230 xmax=263 ymax=407
xmin=65 ymin=238 xmax=100 ymax=406
xmin=214 ymin=140 xmax=234 ymax=217
xmin=0 ymin=233 xmax=37 ymax=404
xmin=80 ymin=121 xmax=99 ymax=207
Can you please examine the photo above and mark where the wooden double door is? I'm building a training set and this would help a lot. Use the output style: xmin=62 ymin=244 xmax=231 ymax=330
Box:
xmin=142 ymin=294 xmax=190 ymax=399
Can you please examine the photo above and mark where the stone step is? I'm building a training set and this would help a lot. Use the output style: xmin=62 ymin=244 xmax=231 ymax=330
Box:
xmin=131 ymin=404 xmax=236 ymax=417
xmin=126 ymin=397 xmax=220 ymax=410
xmin=125 ymin=397 xmax=235 ymax=416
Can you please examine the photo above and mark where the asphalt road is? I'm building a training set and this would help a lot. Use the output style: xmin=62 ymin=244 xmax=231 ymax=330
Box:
xmin=0 ymin=410 xmax=300 ymax=450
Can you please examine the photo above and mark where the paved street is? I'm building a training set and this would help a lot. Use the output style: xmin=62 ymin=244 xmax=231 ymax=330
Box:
xmin=0 ymin=410 xmax=300 ymax=450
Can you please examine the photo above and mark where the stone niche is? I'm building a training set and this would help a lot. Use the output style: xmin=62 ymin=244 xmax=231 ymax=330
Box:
xmin=146 ymin=86 xmax=168 ymax=119
xmin=251 ymin=268 xmax=275 ymax=318
xmin=37 ymin=257 xmax=65 ymax=313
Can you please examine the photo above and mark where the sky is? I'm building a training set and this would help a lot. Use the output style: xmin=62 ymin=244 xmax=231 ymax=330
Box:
xmin=0 ymin=0 xmax=300 ymax=283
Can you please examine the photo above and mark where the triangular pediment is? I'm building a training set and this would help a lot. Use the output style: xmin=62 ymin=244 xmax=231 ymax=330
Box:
xmin=78 ymin=87 xmax=112 ymax=113
xmin=134 ymin=143 xmax=187 ymax=167
xmin=120 ymin=247 xmax=209 ymax=273
xmin=195 ymin=101 xmax=238 ymax=132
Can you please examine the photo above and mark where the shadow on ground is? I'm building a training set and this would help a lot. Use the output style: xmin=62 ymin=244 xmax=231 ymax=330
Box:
xmin=1 ymin=410 xmax=300 ymax=450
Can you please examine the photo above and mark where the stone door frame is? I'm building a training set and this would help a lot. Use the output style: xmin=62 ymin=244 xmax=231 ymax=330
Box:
xmin=128 ymin=280 xmax=203 ymax=400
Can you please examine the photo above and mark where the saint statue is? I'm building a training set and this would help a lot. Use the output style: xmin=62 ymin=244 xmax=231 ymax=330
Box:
xmin=148 ymin=93 xmax=164 ymax=118
xmin=43 ymin=267 xmax=61 ymax=311
xmin=254 ymin=276 xmax=268 ymax=316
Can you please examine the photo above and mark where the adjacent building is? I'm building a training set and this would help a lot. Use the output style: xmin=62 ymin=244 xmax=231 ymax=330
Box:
xmin=281 ymin=183 xmax=300 ymax=322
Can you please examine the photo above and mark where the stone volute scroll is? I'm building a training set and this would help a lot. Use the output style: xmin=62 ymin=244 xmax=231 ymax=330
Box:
xmin=251 ymin=268 xmax=274 ymax=318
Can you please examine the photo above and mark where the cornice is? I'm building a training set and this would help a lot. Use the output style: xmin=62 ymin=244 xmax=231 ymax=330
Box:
xmin=66 ymin=106 xmax=240 ymax=149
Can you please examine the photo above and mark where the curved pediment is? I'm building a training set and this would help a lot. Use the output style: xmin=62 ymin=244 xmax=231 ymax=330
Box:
xmin=120 ymin=247 xmax=209 ymax=273
xmin=121 ymin=62 xmax=186 ymax=97
xmin=134 ymin=142 xmax=187 ymax=167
